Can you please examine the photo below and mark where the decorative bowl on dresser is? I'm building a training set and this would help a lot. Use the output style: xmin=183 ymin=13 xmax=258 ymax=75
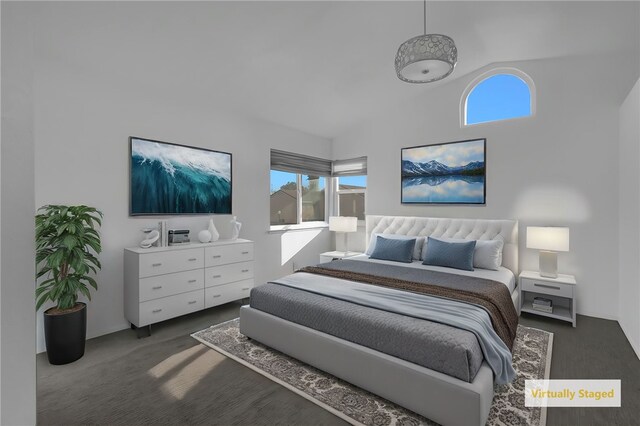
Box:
xmin=124 ymin=239 xmax=254 ymax=336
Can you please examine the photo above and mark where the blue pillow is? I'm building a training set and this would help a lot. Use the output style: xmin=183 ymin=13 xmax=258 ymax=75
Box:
xmin=422 ymin=237 xmax=476 ymax=271
xmin=370 ymin=235 xmax=415 ymax=263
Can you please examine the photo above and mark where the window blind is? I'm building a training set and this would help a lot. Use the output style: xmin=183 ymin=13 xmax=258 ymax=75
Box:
xmin=332 ymin=156 xmax=367 ymax=176
xmin=270 ymin=149 xmax=332 ymax=176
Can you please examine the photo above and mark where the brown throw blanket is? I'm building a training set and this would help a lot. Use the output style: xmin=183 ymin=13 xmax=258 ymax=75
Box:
xmin=299 ymin=262 xmax=518 ymax=350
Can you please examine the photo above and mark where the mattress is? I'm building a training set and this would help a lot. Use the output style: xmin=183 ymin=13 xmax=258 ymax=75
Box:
xmin=250 ymin=282 xmax=485 ymax=382
xmin=347 ymin=254 xmax=517 ymax=293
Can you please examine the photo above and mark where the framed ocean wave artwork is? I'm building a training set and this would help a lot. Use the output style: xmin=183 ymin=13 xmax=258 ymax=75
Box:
xmin=401 ymin=138 xmax=486 ymax=205
xmin=129 ymin=137 xmax=232 ymax=215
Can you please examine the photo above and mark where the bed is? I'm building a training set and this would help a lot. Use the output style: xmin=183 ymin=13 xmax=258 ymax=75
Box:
xmin=240 ymin=215 xmax=519 ymax=426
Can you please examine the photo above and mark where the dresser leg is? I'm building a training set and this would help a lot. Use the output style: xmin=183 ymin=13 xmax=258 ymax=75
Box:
xmin=131 ymin=324 xmax=151 ymax=338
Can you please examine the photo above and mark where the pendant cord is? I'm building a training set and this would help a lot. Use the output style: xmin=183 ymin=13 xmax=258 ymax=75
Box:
xmin=423 ymin=0 xmax=426 ymax=35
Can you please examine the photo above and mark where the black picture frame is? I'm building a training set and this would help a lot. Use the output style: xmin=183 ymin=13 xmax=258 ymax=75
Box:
xmin=401 ymin=138 xmax=486 ymax=205
xmin=129 ymin=136 xmax=233 ymax=216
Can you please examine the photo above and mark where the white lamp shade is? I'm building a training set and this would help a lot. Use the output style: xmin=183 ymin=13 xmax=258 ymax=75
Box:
xmin=527 ymin=227 xmax=570 ymax=252
xmin=329 ymin=216 xmax=357 ymax=233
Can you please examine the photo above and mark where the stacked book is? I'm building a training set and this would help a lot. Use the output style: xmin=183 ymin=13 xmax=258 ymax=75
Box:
xmin=532 ymin=297 xmax=553 ymax=313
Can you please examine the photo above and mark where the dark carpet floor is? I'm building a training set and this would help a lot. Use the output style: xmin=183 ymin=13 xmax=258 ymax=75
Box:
xmin=37 ymin=303 xmax=639 ymax=425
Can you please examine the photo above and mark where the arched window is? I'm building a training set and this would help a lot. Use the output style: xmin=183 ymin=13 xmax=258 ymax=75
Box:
xmin=462 ymin=69 xmax=535 ymax=126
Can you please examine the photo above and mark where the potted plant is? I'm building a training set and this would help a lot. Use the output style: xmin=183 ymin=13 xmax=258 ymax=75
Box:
xmin=36 ymin=205 xmax=103 ymax=365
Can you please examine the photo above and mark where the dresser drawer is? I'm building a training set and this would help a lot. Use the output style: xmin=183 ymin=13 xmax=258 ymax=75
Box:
xmin=205 ymin=243 xmax=254 ymax=267
xmin=521 ymin=278 xmax=573 ymax=298
xmin=205 ymin=261 xmax=254 ymax=287
xmin=205 ymin=280 xmax=253 ymax=308
xmin=139 ymin=248 xmax=204 ymax=278
xmin=139 ymin=269 xmax=204 ymax=302
xmin=139 ymin=289 xmax=204 ymax=326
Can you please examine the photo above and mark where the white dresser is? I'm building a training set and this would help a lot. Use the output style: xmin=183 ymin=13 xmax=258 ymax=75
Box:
xmin=124 ymin=239 xmax=254 ymax=335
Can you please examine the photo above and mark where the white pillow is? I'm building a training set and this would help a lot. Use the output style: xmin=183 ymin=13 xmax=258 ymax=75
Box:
xmin=366 ymin=233 xmax=425 ymax=260
xmin=421 ymin=236 xmax=504 ymax=270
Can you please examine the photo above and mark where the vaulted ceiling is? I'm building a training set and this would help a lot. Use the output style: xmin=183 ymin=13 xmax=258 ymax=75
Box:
xmin=33 ymin=1 xmax=640 ymax=138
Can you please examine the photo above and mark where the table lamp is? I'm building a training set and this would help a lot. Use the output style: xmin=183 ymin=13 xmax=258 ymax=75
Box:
xmin=526 ymin=226 xmax=570 ymax=278
xmin=329 ymin=216 xmax=358 ymax=256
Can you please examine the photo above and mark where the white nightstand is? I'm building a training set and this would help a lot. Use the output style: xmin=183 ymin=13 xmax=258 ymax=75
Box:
xmin=319 ymin=251 xmax=362 ymax=264
xmin=519 ymin=270 xmax=576 ymax=327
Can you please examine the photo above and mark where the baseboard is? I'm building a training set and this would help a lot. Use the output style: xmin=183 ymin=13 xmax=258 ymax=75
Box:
xmin=87 ymin=321 xmax=131 ymax=341
xmin=37 ymin=321 xmax=130 ymax=354
xmin=575 ymin=310 xmax=619 ymax=322
xmin=618 ymin=321 xmax=640 ymax=360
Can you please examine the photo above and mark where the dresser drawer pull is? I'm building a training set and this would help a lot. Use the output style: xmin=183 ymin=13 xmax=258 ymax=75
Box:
xmin=242 ymin=287 xmax=251 ymax=291
xmin=188 ymin=258 xmax=197 ymax=262
xmin=212 ymin=294 xmax=221 ymax=298
xmin=213 ymin=274 xmax=222 ymax=278
xmin=152 ymin=309 xmax=162 ymax=313
xmin=152 ymin=263 xmax=162 ymax=267
xmin=152 ymin=286 xmax=163 ymax=290
xmin=241 ymin=251 xmax=250 ymax=255
xmin=187 ymin=279 xmax=197 ymax=283
xmin=241 ymin=269 xmax=250 ymax=273
xmin=212 ymin=255 xmax=222 ymax=259
xmin=533 ymin=283 xmax=561 ymax=290
xmin=188 ymin=300 xmax=197 ymax=305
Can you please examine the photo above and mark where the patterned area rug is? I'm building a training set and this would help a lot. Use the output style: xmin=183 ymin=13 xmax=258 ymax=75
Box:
xmin=192 ymin=319 xmax=552 ymax=426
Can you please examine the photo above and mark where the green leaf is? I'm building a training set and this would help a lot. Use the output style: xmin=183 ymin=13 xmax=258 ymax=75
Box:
xmin=34 ymin=204 xmax=103 ymax=311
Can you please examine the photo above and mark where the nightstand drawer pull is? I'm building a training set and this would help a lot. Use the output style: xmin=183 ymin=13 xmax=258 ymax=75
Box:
xmin=241 ymin=269 xmax=249 ymax=273
xmin=241 ymin=251 xmax=250 ymax=255
xmin=188 ymin=300 xmax=197 ymax=305
xmin=212 ymin=294 xmax=221 ymax=298
xmin=187 ymin=279 xmax=197 ymax=283
xmin=213 ymin=274 xmax=222 ymax=278
xmin=152 ymin=263 xmax=162 ymax=267
xmin=152 ymin=286 xmax=162 ymax=290
xmin=212 ymin=255 xmax=222 ymax=259
xmin=534 ymin=283 xmax=561 ymax=290
xmin=188 ymin=258 xmax=197 ymax=262
xmin=242 ymin=287 xmax=251 ymax=291
xmin=152 ymin=309 xmax=162 ymax=313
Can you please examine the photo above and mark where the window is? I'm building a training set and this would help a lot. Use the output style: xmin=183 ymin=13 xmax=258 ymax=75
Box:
xmin=269 ymin=151 xmax=366 ymax=229
xmin=332 ymin=156 xmax=367 ymax=221
xmin=269 ymin=172 xmax=327 ymax=226
xmin=270 ymin=170 xmax=298 ymax=225
xmin=336 ymin=175 xmax=366 ymax=220
xmin=270 ymin=150 xmax=331 ymax=227
xmin=463 ymin=69 xmax=534 ymax=126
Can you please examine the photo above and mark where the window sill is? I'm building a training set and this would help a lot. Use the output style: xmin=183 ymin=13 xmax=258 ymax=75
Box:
xmin=268 ymin=222 xmax=329 ymax=233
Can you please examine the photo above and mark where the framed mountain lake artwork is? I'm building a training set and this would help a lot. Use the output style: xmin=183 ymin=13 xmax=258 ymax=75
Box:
xmin=130 ymin=137 xmax=232 ymax=215
xmin=401 ymin=138 xmax=486 ymax=204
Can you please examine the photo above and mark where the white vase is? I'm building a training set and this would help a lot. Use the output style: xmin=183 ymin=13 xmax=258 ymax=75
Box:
xmin=230 ymin=216 xmax=242 ymax=240
xmin=198 ymin=230 xmax=212 ymax=243
xmin=208 ymin=219 xmax=220 ymax=242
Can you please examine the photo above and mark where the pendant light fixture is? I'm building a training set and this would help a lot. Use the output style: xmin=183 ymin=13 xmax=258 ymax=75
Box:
xmin=395 ymin=0 xmax=457 ymax=83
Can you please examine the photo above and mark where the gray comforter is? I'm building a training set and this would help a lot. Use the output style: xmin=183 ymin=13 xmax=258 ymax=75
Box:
xmin=268 ymin=271 xmax=515 ymax=384
xmin=250 ymin=281 xmax=485 ymax=382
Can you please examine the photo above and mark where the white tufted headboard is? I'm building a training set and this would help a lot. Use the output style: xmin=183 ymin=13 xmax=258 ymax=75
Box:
xmin=366 ymin=215 xmax=519 ymax=276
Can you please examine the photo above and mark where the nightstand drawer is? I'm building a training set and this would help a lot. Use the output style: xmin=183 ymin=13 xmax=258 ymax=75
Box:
xmin=521 ymin=278 xmax=572 ymax=298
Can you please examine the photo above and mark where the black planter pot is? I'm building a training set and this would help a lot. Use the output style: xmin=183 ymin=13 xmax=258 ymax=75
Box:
xmin=44 ymin=302 xmax=87 ymax=365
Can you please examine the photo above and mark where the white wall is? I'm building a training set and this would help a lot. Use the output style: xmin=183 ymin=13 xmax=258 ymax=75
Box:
xmin=332 ymin=55 xmax=636 ymax=320
xmin=33 ymin=61 xmax=331 ymax=352
xmin=1 ymin=2 xmax=37 ymax=424
xmin=618 ymin=78 xmax=640 ymax=358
